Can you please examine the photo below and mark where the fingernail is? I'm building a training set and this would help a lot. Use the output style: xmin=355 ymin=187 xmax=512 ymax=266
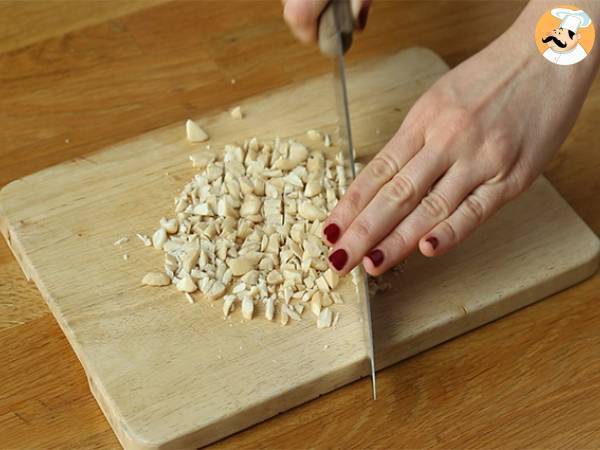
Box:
xmin=357 ymin=1 xmax=371 ymax=31
xmin=367 ymin=249 xmax=384 ymax=267
xmin=329 ymin=249 xmax=348 ymax=271
xmin=324 ymin=223 xmax=341 ymax=244
xmin=426 ymin=236 xmax=438 ymax=250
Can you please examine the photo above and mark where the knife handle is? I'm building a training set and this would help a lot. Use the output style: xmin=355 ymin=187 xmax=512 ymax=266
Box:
xmin=318 ymin=0 xmax=354 ymax=56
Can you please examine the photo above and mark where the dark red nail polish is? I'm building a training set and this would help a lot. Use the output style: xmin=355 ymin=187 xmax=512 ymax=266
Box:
xmin=324 ymin=223 xmax=341 ymax=244
xmin=426 ymin=237 xmax=439 ymax=250
xmin=357 ymin=1 xmax=371 ymax=31
xmin=329 ymin=249 xmax=348 ymax=271
xmin=367 ymin=249 xmax=384 ymax=267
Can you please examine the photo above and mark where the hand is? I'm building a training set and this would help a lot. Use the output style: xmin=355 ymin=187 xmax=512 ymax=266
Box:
xmin=322 ymin=17 xmax=599 ymax=276
xmin=282 ymin=0 xmax=372 ymax=43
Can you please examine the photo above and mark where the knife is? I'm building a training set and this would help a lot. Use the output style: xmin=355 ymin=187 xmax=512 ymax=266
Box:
xmin=318 ymin=0 xmax=377 ymax=400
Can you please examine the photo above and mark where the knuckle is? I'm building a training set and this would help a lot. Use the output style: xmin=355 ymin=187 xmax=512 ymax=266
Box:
xmin=384 ymin=174 xmax=416 ymax=204
xmin=463 ymin=195 xmax=486 ymax=224
xmin=350 ymin=219 xmax=371 ymax=241
xmin=346 ymin=188 xmax=361 ymax=205
xmin=389 ymin=227 xmax=409 ymax=249
xmin=368 ymin=155 xmax=398 ymax=180
xmin=437 ymin=220 xmax=457 ymax=243
xmin=420 ymin=191 xmax=451 ymax=218
xmin=486 ymin=146 xmax=517 ymax=175
xmin=446 ymin=107 xmax=474 ymax=136
xmin=505 ymin=162 xmax=536 ymax=198
xmin=335 ymin=193 xmax=361 ymax=221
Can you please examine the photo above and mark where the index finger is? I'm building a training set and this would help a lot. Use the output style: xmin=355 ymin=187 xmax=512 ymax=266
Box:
xmin=322 ymin=125 xmax=425 ymax=245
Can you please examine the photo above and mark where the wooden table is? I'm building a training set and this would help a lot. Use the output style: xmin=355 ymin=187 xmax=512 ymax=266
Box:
xmin=1 ymin=1 xmax=598 ymax=448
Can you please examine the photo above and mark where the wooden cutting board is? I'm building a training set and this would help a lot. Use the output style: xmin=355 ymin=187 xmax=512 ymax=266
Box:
xmin=1 ymin=48 xmax=598 ymax=449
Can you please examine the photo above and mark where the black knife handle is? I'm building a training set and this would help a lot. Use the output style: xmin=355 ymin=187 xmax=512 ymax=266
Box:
xmin=318 ymin=0 xmax=354 ymax=56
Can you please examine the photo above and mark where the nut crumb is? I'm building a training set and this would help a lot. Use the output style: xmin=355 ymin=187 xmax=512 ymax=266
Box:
xmin=136 ymin=233 xmax=151 ymax=247
xmin=113 ymin=236 xmax=129 ymax=246
xmin=306 ymin=129 xmax=322 ymax=141
xmin=332 ymin=312 xmax=340 ymax=328
xmin=230 ymin=106 xmax=243 ymax=119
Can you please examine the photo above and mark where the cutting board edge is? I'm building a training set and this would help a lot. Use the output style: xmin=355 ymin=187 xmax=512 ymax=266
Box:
xmin=377 ymin=231 xmax=600 ymax=371
xmin=88 ymin=353 xmax=369 ymax=450
xmin=0 ymin=192 xmax=32 ymax=282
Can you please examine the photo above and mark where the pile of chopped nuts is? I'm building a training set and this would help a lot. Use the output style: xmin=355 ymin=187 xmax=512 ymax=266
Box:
xmin=141 ymin=119 xmax=360 ymax=328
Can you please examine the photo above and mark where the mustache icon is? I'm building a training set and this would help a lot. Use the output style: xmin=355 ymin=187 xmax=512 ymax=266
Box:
xmin=542 ymin=35 xmax=567 ymax=48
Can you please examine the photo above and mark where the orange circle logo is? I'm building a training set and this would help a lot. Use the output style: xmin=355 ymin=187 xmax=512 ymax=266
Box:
xmin=535 ymin=4 xmax=595 ymax=65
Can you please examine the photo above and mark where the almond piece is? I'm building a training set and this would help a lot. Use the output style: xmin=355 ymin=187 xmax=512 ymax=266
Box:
xmin=230 ymin=106 xmax=243 ymax=119
xmin=287 ymin=306 xmax=302 ymax=321
xmin=306 ymin=129 xmax=322 ymax=141
xmin=258 ymin=256 xmax=274 ymax=272
xmin=303 ymin=239 xmax=321 ymax=258
xmin=223 ymin=295 xmax=237 ymax=317
xmin=164 ymin=254 xmax=178 ymax=272
xmin=280 ymin=304 xmax=289 ymax=326
xmin=160 ymin=217 xmax=178 ymax=234
xmin=142 ymin=272 xmax=171 ymax=287
xmin=331 ymin=292 xmax=344 ymax=304
xmin=324 ymin=268 xmax=339 ymax=289
xmin=241 ymin=295 xmax=254 ymax=320
xmin=227 ymin=253 xmax=262 ymax=276
xmin=298 ymin=200 xmax=326 ymax=221
xmin=241 ymin=270 xmax=259 ymax=285
xmin=310 ymin=291 xmax=322 ymax=316
xmin=189 ymin=151 xmax=215 ymax=168
xmin=317 ymin=307 xmax=333 ymax=329
xmin=267 ymin=270 xmax=284 ymax=285
xmin=222 ymin=268 xmax=233 ymax=286
xmin=265 ymin=296 xmax=275 ymax=321
xmin=304 ymin=176 xmax=322 ymax=198
xmin=186 ymin=119 xmax=209 ymax=142
xmin=288 ymin=142 xmax=308 ymax=164
xmin=207 ymin=281 xmax=226 ymax=300
xmin=240 ymin=194 xmax=261 ymax=217
xmin=176 ymin=274 xmax=197 ymax=293
xmin=315 ymin=276 xmax=330 ymax=293
xmin=321 ymin=292 xmax=333 ymax=307
xmin=152 ymin=228 xmax=167 ymax=250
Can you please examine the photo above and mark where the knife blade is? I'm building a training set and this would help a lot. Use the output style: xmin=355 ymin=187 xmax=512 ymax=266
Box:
xmin=318 ymin=0 xmax=377 ymax=400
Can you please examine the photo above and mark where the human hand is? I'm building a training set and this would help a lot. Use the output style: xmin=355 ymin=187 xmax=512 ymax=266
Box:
xmin=322 ymin=19 xmax=599 ymax=276
xmin=282 ymin=0 xmax=372 ymax=44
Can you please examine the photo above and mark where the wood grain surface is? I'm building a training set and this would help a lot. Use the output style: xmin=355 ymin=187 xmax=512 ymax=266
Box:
xmin=1 ymin=1 xmax=599 ymax=448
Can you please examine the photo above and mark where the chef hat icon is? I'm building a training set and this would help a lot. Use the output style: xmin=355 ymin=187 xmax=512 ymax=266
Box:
xmin=551 ymin=8 xmax=592 ymax=33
